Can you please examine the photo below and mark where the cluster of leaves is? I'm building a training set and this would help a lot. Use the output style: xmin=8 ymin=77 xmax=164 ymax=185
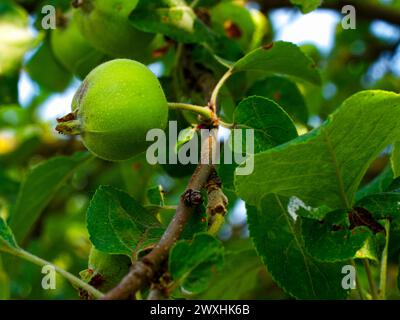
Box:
xmin=1 ymin=0 xmax=400 ymax=300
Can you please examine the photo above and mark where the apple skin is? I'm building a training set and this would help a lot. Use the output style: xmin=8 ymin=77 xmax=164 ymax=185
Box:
xmin=210 ymin=1 xmax=269 ymax=53
xmin=79 ymin=247 xmax=130 ymax=294
xmin=73 ymin=0 xmax=155 ymax=61
xmin=50 ymin=11 xmax=107 ymax=80
xmin=71 ymin=59 xmax=168 ymax=161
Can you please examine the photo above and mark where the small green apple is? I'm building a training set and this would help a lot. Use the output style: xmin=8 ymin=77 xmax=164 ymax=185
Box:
xmin=73 ymin=0 xmax=155 ymax=60
xmin=50 ymin=11 xmax=107 ymax=79
xmin=210 ymin=1 xmax=269 ymax=53
xmin=56 ymin=59 xmax=168 ymax=161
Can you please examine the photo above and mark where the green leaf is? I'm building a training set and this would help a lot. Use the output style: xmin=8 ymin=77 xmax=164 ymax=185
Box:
xmin=398 ymin=257 xmax=400 ymax=292
xmin=147 ymin=185 xmax=166 ymax=206
xmin=392 ymin=142 xmax=400 ymax=178
xmin=356 ymin=192 xmax=400 ymax=222
xmin=0 ymin=104 xmax=29 ymax=127
xmin=0 ymin=169 xmax=19 ymax=203
xmin=356 ymin=165 xmax=394 ymax=201
xmin=231 ymin=41 xmax=321 ymax=85
xmin=301 ymin=210 xmax=377 ymax=262
xmin=26 ymin=39 xmax=72 ymax=92
xmin=219 ymin=96 xmax=298 ymax=190
xmin=130 ymin=0 xmax=213 ymax=43
xmin=176 ymin=127 xmax=196 ymax=152
xmin=199 ymin=245 xmax=266 ymax=299
xmin=157 ymin=204 xmax=208 ymax=240
xmin=290 ymin=0 xmax=322 ymax=13
xmin=0 ymin=74 xmax=18 ymax=105
xmin=87 ymin=186 xmax=164 ymax=258
xmin=0 ymin=256 xmax=10 ymax=299
xmin=247 ymin=76 xmax=309 ymax=123
xmin=247 ymin=194 xmax=348 ymax=299
xmin=119 ymin=153 xmax=154 ymax=202
xmin=234 ymin=96 xmax=298 ymax=153
xmin=9 ymin=152 xmax=92 ymax=243
xmin=0 ymin=217 xmax=19 ymax=253
xmin=388 ymin=177 xmax=400 ymax=192
xmin=169 ymin=233 xmax=224 ymax=294
xmin=236 ymin=91 xmax=400 ymax=211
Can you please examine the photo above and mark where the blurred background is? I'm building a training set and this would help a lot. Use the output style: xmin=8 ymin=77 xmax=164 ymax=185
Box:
xmin=0 ymin=0 xmax=399 ymax=299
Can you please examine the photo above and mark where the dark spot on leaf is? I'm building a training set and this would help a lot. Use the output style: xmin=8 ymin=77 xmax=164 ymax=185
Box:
xmin=195 ymin=8 xmax=211 ymax=26
xmin=331 ymin=224 xmax=344 ymax=231
xmin=89 ymin=273 xmax=104 ymax=288
xmin=223 ymin=20 xmax=242 ymax=39
xmin=273 ymin=91 xmax=281 ymax=101
xmin=152 ymin=45 xmax=170 ymax=58
xmin=71 ymin=0 xmax=83 ymax=8
xmin=349 ymin=207 xmax=385 ymax=234
xmin=262 ymin=42 xmax=274 ymax=50
xmin=132 ymin=162 xmax=141 ymax=171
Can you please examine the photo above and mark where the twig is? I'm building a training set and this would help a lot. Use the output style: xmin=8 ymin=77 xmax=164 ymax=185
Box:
xmin=167 ymin=102 xmax=213 ymax=120
xmin=350 ymin=260 xmax=365 ymax=300
xmin=363 ymin=259 xmax=378 ymax=300
xmin=147 ymin=284 xmax=168 ymax=300
xmin=205 ymin=169 xmax=228 ymax=217
xmin=12 ymin=248 xmax=103 ymax=299
xmin=102 ymin=130 xmax=218 ymax=300
xmin=209 ymin=69 xmax=233 ymax=113
xmin=205 ymin=169 xmax=228 ymax=235
xmin=379 ymin=220 xmax=390 ymax=300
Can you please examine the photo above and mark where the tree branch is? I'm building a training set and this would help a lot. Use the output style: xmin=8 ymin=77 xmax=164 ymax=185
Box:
xmin=255 ymin=0 xmax=400 ymax=26
xmin=102 ymin=130 xmax=218 ymax=300
xmin=147 ymin=284 xmax=168 ymax=300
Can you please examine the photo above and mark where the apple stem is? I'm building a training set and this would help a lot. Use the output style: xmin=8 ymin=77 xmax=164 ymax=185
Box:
xmin=209 ymin=68 xmax=233 ymax=113
xmin=167 ymin=102 xmax=214 ymax=120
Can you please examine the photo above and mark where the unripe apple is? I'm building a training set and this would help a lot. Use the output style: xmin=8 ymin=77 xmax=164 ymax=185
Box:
xmin=50 ymin=11 xmax=107 ymax=79
xmin=79 ymin=247 xmax=130 ymax=295
xmin=56 ymin=59 xmax=168 ymax=161
xmin=73 ymin=0 xmax=155 ymax=60
xmin=210 ymin=1 xmax=269 ymax=53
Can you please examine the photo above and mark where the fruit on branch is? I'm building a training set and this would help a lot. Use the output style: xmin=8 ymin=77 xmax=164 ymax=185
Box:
xmin=56 ymin=59 xmax=168 ymax=161
xmin=210 ymin=1 xmax=269 ymax=53
xmin=79 ymin=247 xmax=131 ymax=296
xmin=73 ymin=0 xmax=155 ymax=60
xmin=50 ymin=11 xmax=107 ymax=79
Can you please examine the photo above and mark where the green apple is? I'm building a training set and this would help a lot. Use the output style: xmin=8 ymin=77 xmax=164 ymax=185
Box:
xmin=79 ymin=247 xmax=130 ymax=295
xmin=56 ymin=59 xmax=168 ymax=161
xmin=210 ymin=1 xmax=268 ymax=53
xmin=73 ymin=0 xmax=155 ymax=60
xmin=50 ymin=11 xmax=107 ymax=79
